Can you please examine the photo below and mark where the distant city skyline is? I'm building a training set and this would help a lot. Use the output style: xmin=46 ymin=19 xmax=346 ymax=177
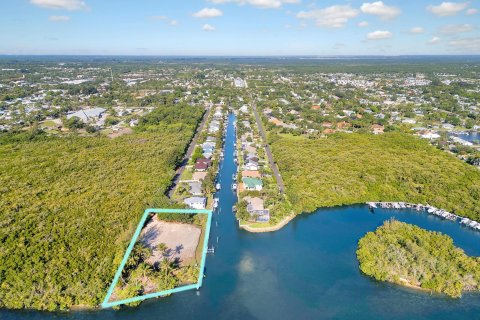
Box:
xmin=1 ymin=0 xmax=479 ymax=55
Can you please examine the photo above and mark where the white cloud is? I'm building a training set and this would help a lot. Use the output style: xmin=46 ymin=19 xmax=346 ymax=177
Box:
xmin=428 ymin=36 xmax=441 ymax=44
xmin=193 ymin=8 xmax=223 ymax=18
xmin=409 ymin=27 xmax=424 ymax=34
xmin=358 ymin=21 xmax=369 ymax=27
xmin=366 ymin=30 xmax=393 ymax=40
xmin=151 ymin=15 xmax=179 ymax=26
xmin=427 ymin=2 xmax=469 ymax=16
xmin=30 ymin=0 xmax=88 ymax=11
xmin=466 ymin=8 xmax=478 ymax=15
xmin=202 ymin=24 xmax=216 ymax=31
xmin=297 ymin=5 xmax=359 ymax=28
xmin=361 ymin=1 xmax=401 ymax=20
xmin=439 ymin=24 xmax=475 ymax=34
xmin=208 ymin=0 xmax=300 ymax=9
xmin=48 ymin=15 xmax=70 ymax=21
xmin=448 ymin=37 xmax=480 ymax=52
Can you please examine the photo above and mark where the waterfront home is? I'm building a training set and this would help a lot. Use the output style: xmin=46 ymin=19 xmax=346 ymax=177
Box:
xmin=242 ymin=177 xmax=263 ymax=191
xmin=188 ymin=182 xmax=203 ymax=196
xmin=245 ymin=145 xmax=257 ymax=154
xmin=244 ymin=161 xmax=259 ymax=171
xmin=241 ymin=170 xmax=261 ymax=178
xmin=451 ymin=136 xmax=473 ymax=146
xmin=245 ymin=155 xmax=259 ymax=163
xmin=244 ymin=196 xmax=270 ymax=222
xmin=194 ymin=158 xmax=211 ymax=171
xmin=202 ymin=144 xmax=215 ymax=157
xmin=206 ymin=136 xmax=217 ymax=142
xmin=202 ymin=141 xmax=216 ymax=149
xmin=184 ymin=197 xmax=206 ymax=209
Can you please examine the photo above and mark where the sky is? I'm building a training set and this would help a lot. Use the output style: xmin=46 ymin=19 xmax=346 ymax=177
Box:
xmin=0 ymin=0 xmax=479 ymax=55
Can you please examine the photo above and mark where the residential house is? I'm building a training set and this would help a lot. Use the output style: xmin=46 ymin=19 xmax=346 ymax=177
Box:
xmin=188 ymin=182 xmax=203 ymax=196
xmin=239 ymin=105 xmax=249 ymax=113
xmin=242 ymin=170 xmax=261 ymax=178
xmin=195 ymin=158 xmax=211 ymax=171
xmin=184 ymin=197 xmax=206 ymax=209
xmin=244 ymin=196 xmax=270 ymax=222
xmin=67 ymin=107 xmax=106 ymax=123
xmin=244 ymin=161 xmax=259 ymax=171
xmin=245 ymin=145 xmax=257 ymax=154
xmin=242 ymin=177 xmax=263 ymax=191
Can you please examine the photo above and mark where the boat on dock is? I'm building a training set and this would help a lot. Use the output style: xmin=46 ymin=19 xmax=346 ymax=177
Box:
xmin=216 ymin=183 xmax=221 ymax=190
xmin=213 ymin=198 xmax=219 ymax=209
xmin=232 ymin=183 xmax=237 ymax=190
xmin=367 ymin=202 xmax=377 ymax=209
xmin=365 ymin=201 xmax=479 ymax=231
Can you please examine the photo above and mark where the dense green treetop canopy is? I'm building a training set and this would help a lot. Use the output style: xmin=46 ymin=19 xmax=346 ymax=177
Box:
xmin=357 ymin=220 xmax=480 ymax=298
xmin=270 ymin=132 xmax=480 ymax=221
xmin=0 ymin=104 xmax=203 ymax=311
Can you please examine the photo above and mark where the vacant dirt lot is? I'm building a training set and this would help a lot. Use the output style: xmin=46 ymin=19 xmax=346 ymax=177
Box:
xmin=140 ymin=217 xmax=201 ymax=267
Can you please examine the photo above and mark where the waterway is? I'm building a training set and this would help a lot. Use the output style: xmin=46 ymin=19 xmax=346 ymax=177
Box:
xmin=448 ymin=131 xmax=480 ymax=144
xmin=2 ymin=113 xmax=480 ymax=320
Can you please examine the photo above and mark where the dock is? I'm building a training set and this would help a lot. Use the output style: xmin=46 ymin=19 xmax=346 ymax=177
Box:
xmin=367 ymin=202 xmax=480 ymax=231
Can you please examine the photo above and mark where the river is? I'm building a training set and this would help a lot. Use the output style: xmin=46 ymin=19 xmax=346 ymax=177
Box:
xmin=2 ymin=113 xmax=480 ymax=320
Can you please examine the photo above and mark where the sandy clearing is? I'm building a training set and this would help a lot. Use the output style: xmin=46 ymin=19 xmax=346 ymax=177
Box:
xmin=140 ymin=217 xmax=201 ymax=267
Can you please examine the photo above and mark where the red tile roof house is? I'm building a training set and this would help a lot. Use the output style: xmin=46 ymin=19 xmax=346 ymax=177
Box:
xmin=194 ymin=158 xmax=211 ymax=171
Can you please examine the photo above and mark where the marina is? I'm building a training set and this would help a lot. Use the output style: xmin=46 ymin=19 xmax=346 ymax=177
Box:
xmin=367 ymin=202 xmax=480 ymax=231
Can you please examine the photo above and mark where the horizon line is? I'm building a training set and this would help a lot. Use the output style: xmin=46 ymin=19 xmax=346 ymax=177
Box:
xmin=1 ymin=54 xmax=480 ymax=58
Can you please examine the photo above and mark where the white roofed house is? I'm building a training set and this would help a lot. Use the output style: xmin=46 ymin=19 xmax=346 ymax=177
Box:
xmin=184 ymin=197 xmax=206 ymax=209
xmin=66 ymin=107 xmax=106 ymax=124
xmin=244 ymin=161 xmax=259 ymax=171
xmin=239 ymin=105 xmax=249 ymax=114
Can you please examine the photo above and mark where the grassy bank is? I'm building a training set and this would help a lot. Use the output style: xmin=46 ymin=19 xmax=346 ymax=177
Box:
xmin=269 ymin=132 xmax=480 ymax=221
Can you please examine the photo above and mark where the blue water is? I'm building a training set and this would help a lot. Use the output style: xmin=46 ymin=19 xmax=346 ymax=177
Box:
xmin=2 ymin=113 xmax=479 ymax=320
xmin=449 ymin=131 xmax=480 ymax=144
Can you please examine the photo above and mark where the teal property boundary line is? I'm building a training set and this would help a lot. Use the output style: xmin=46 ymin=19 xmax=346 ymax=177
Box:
xmin=101 ymin=208 xmax=213 ymax=309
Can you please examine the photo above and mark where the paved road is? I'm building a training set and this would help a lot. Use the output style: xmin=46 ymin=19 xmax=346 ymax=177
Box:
xmin=167 ymin=106 xmax=211 ymax=198
xmin=251 ymin=104 xmax=285 ymax=194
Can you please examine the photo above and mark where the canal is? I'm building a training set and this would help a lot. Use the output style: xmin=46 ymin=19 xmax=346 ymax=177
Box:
xmin=2 ymin=113 xmax=480 ymax=320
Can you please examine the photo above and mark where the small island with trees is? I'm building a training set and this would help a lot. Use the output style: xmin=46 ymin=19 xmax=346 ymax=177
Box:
xmin=356 ymin=220 xmax=480 ymax=298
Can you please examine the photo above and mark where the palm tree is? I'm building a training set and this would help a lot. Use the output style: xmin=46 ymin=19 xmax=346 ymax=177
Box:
xmin=137 ymin=263 xmax=152 ymax=280
xmin=157 ymin=243 xmax=168 ymax=256
xmin=161 ymin=257 xmax=174 ymax=276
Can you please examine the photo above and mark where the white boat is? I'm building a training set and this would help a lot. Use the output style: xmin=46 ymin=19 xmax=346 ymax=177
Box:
xmin=232 ymin=183 xmax=237 ymax=190
xmin=232 ymin=173 xmax=236 ymax=180
xmin=216 ymin=183 xmax=221 ymax=190
xmin=213 ymin=198 xmax=219 ymax=208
